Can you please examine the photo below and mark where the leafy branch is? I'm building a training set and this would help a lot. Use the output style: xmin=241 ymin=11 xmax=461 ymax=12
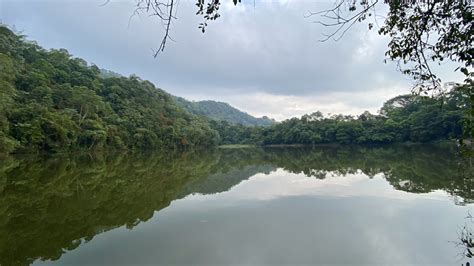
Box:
xmin=307 ymin=0 xmax=473 ymax=94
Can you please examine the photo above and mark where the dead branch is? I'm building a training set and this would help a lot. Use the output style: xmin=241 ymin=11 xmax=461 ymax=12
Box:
xmin=134 ymin=0 xmax=177 ymax=57
xmin=306 ymin=0 xmax=379 ymax=42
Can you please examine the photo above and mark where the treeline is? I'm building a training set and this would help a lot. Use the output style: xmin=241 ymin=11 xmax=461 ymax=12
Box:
xmin=212 ymin=90 xmax=470 ymax=145
xmin=0 ymin=25 xmax=470 ymax=154
xmin=0 ymin=26 xmax=219 ymax=153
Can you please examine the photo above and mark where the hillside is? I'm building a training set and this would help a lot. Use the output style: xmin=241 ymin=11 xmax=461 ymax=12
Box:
xmin=210 ymin=92 xmax=468 ymax=145
xmin=0 ymin=26 xmax=218 ymax=153
xmin=174 ymin=97 xmax=275 ymax=126
xmin=0 ymin=24 xmax=467 ymax=154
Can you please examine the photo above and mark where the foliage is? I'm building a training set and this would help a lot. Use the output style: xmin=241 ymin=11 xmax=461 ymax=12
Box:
xmin=136 ymin=0 xmax=473 ymax=137
xmin=379 ymin=0 xmax=473 ymax=92
xmin=0 ymin=25 xmax=468 ymax=154
xmin=0 ymin=26 xmax=219 ymax=153
xmin=311 ymin=0 xmax=473 ymax=93
xmin=212 ymin=91 xmax=468 ymax=146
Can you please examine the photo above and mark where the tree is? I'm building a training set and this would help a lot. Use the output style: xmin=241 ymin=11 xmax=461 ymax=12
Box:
xmin=119 ymin=1 xmax=474 ymax=139
xmin=309 ymin=0 xmax=473 ymax=93
xmin=0 ymin=25 xmax=224 ymax=153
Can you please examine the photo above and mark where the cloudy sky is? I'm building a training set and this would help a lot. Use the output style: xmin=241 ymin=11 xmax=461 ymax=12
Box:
xmin=1 ymin=0 xmax=463 ymax=120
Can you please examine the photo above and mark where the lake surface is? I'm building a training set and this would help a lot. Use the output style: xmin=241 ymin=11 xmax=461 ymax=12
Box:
xmin=0 ymin=145 xmax=472 ymax=265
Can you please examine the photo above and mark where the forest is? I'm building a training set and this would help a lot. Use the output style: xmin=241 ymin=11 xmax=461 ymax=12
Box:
xmin=212 ymin=90 xmax=470 ymax=145
xmin=0 ymin=26 xmax=219 ymax=153
xmin=0 ymin=25 xmax=470 ymax=154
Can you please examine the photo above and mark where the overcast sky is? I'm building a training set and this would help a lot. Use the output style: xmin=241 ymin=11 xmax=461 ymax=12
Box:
xmin=1 ymin=0 xmax=463 ymax=121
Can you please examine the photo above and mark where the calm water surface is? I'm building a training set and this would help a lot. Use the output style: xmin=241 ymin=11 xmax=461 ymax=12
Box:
xmin=0 ymin=145 xmax=472 ymax=265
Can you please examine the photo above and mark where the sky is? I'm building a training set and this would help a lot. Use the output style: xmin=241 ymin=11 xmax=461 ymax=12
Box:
xmin=1 ymin=0 xmax=464 ymax=121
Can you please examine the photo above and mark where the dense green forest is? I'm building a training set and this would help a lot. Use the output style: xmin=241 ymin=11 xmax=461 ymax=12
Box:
xmin=0 ymin=25 xmax=470 ymax=154
xmin=212 ymin=91 xmax=470 ymax=145
xmin=174 ymin=97 xmax=275 ymax=126
xmin=0 ymin=26 xmax=219 ymax=153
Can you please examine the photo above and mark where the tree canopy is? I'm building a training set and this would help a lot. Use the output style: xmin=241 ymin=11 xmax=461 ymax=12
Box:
xmin=212 ymin=90 xmax=469 ymax=146
xmin=134 ymin=0 xmax=472 ymax=139
xmin=0 ymin=25 xmax=219 ymax=153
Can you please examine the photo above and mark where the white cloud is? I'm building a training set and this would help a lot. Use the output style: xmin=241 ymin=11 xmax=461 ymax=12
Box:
xmin=188 ymin=85 xmax=408 ymax=121
xmin=184 ymin=168 xmax=451 ymax=202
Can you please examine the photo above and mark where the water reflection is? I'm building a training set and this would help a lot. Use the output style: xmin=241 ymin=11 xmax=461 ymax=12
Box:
xmin=0 ymin=145 xmax=471 ymax=265
xmin=456 ymin=212 xmax=474 ymax=265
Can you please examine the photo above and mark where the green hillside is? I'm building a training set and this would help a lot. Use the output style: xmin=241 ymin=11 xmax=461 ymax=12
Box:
xmin=0 ymin=24 xmax=468 ymax=154
xmin=0 ymin=26 xmax=218 ymax=153
xmin=174 ymin=97 xmax=275 ymax=126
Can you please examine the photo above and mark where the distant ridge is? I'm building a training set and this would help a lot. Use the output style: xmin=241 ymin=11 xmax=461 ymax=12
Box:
xmin=174 ymin=97 xmax=276 ymax=126
xmin=98 ymin=68 xmax=275 ymax=126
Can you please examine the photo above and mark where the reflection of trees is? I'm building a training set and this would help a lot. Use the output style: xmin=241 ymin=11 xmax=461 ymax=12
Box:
xmin=0 ymin=151 xmax=220 ymax=265
xmin=0 ymin=144 xmax=471 ymax=265
xmin=262 ymin=145 xmax=472 ymax=204
xmin=454 ymin=213 xmax=474 ymax=265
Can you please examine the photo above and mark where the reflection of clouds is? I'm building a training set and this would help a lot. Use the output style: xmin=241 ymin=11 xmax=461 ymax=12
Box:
xmin=39 ymin=167 xmax=469 ymax=266
xmin=153 ymin=172 xmax=466 ymax=266
xmin=185 ymin=169 xmax=451 ymax=203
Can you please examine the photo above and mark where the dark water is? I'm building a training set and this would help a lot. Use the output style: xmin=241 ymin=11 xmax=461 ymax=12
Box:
xmin=0 ymin=145 xmax=472 ymax=265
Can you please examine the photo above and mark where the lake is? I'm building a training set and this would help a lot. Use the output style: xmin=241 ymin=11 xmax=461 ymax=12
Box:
xmin=0 ymin=145 xmax=472 ymax=265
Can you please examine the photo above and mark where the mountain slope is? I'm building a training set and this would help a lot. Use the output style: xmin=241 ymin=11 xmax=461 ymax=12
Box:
xmin=174 ymin=97 xmax=275 ymax=126
xmin=0 ymin=25 xmax=218 ymax=153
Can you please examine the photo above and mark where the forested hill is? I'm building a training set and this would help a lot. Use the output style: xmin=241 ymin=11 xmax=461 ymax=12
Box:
xmin=211 ymin=92 xmax=469 ymax=145
xmin=0 ymin=26 xmax=219 ymax=153
xmin=174 ymin=97 xmax=276 ymax=126
xmin=0 ymin=25 xmax=469 ymax=154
